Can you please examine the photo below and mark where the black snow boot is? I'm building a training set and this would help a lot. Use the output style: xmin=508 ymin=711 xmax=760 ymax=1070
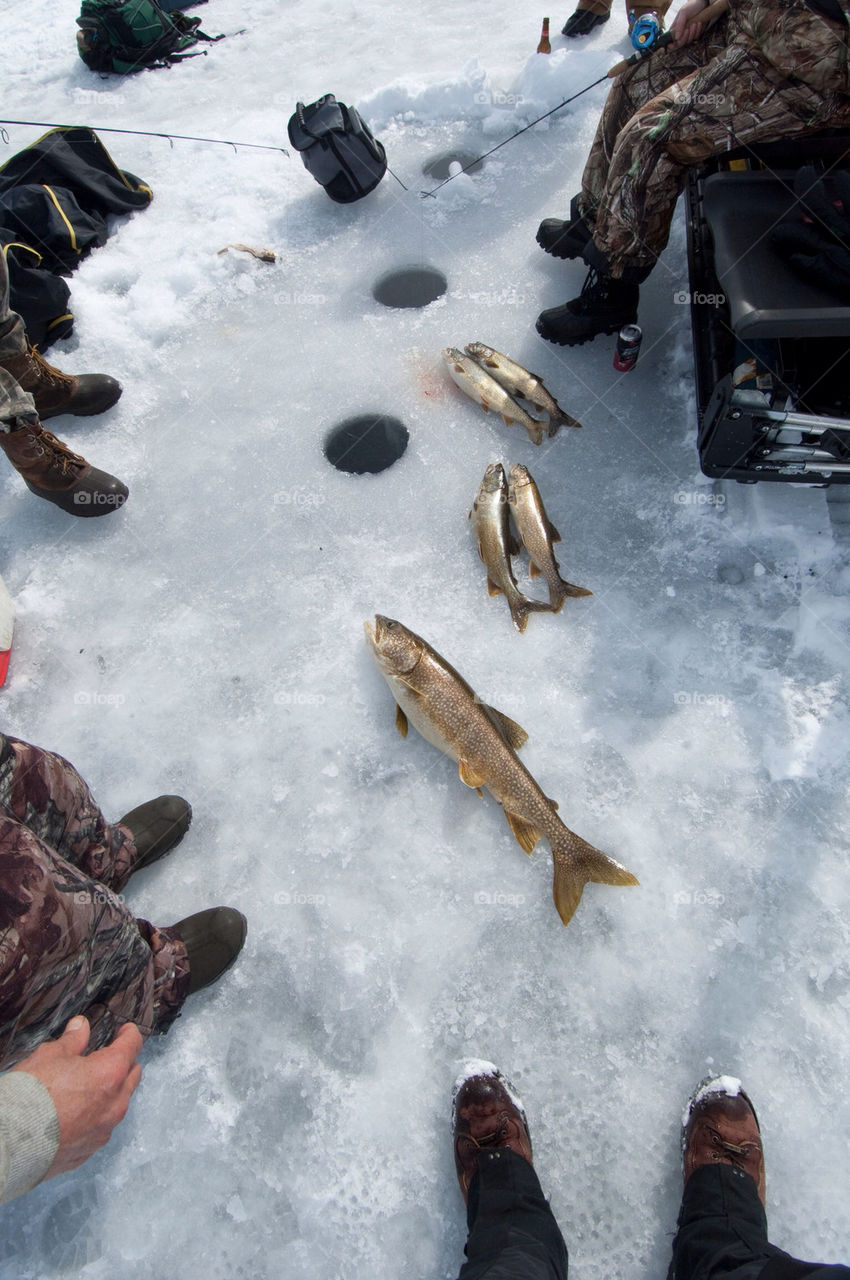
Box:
xmin=536 ymin=195 xmax=593 ymax=259
xmin=173 ymin=906 xmax=248 ymax=994
xmin=536 ymin=268 xmax=639 ymax=346
xmin=562 ymin=6 xmax=610 ymax=36
xmin=120 ymin=795 xmax=193 ymax=873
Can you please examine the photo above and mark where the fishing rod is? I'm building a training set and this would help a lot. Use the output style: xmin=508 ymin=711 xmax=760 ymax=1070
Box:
xmin=420 ymin=0 xmax=730 ymax=198
xmin=0 ymin=120 xmax=289 ymax=155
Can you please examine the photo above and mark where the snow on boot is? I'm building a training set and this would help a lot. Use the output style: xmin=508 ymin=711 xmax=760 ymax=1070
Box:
xmin=0 ymin=345 xmax=122 ymax=420
xmin=681 ymin=1076 xmax=765 ymax=1206
xmin=172 ymin=907 xmax=248 ymax=995
xmin=0 ymin=415 xmax=128 ymax=516
xmin=536 ymin=268 xmax=639 ymax=346
xmin=120 ymin=795 xmax=193 ymax=873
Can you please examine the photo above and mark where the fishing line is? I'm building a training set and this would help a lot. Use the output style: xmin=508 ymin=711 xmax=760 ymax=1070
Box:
xmin=0 ymin=119 xmax=289 ymax=155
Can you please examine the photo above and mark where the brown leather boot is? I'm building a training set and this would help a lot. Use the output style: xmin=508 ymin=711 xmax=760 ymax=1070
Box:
xmin=0 ymin=416 xmax=128 ymax=516
xmin=0 ymin=345 xmax=121 ymax=419
xmin=682 ymin=1077 xmax=766 ymax=1206
xmin=452 ymin=1062 xmax=533 ymax=1202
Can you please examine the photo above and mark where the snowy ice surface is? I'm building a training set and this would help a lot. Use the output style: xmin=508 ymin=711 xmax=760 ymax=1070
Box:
xmin=3 ymin=1 xmax=850 ymax=1278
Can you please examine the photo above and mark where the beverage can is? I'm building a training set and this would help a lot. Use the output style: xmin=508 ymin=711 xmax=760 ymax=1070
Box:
xmin=613 ymin=323 xmax=642 ymax=372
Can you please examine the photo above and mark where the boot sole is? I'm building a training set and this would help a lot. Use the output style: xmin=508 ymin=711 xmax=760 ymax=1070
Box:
xmin=536 ymin=318 xmax=627 ymax=346
xmin=535 ymin=233 xmax=584 ymax=260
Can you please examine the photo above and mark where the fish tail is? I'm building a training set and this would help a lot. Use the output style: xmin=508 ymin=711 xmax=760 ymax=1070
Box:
xmin=509 ymin=596 xmax=555 ymax=633
xmin=549 ymin=578 xmax=593 ymax=613
xmin=551 ymin=412 xmax=582 ymax=433
xmin=552 ymin=832 xmax=639 ymax=926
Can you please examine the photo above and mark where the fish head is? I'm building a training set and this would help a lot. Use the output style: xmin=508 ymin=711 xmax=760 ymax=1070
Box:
xmin=464 ymin=342 xmax=493 ymax=361
xmin=508 ymin=463 xmax=533 ymax=495
xmin=479 ymin=461 xmax=507 ymax=498
xmin=364 ymin=615 xmax=425 ymax=677
xmin=442 ymin=347 xmax=466 ymax=367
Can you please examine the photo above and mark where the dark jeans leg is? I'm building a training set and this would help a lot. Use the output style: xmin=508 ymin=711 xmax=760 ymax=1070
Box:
xmin=669 ymin=1165 xmax=850 ymax=1280
xmin=457 ymin=1148 xmax=568 ymax=1280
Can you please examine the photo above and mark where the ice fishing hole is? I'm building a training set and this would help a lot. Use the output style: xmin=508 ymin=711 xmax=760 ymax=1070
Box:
xmin=421 ymin=151 xmax=484 ymax=180
xmin=324 ymin=414 xmax=409 ymax=475
xmin=372 ymin=266 xmax=447 ymax=310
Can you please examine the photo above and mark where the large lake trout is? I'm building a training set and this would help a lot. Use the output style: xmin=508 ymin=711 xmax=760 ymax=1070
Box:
xmin=365 ymin=615 xmax=639 ymax=926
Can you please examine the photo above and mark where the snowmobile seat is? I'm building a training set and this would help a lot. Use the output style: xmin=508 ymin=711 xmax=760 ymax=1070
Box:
xmin=701 ymin=169 xmax=850 ymax=339
xmin=685 ymin=131 xmax=850 ymax=483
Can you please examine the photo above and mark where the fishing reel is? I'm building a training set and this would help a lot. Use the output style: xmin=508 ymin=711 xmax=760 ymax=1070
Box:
xmin=628 ymin=10 xmax=662 ymax=50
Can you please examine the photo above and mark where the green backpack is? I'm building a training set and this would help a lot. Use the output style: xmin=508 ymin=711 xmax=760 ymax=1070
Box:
xmin=76 ymin=0 xmax=218 ymax=74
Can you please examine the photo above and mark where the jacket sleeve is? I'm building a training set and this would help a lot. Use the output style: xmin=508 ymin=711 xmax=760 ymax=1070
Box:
xmin=0 ymin=1072 xmax=60 ymax=1203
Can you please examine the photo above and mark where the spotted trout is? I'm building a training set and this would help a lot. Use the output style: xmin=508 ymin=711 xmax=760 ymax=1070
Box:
xmin=508 ymin=464 xmax=592 ymax=613
xmin=471 ymin=462 xmax=553 ymax=634
xmin=443 ymin=348 xmax=546 ymax=446
xmin=465 ymin=343 xmax=582 ymax=436
xmin=364 ymin=615 xmax=639 ymax=926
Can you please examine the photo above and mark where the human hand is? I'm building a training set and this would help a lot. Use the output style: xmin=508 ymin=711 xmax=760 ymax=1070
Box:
xmin=671 ymin=0 xmax=711 ymax=46
xmin=11 ymin=1016 xmax=143 ymax=1178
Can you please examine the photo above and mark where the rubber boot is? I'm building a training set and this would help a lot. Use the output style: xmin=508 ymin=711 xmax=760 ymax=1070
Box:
xmin=0 ymin=345 xmax=121 ymax=419
xmin=119 ymin=796 xmax=193 ymax=873
xmin=536 ymin=268 xmax=639 ymax=346
xmin=172 ymin=907 xmax=248 ymax=995
xmin=0 ymin=414 xmax=128 ymax=515
xmin=536 ymin=194 xmax=593 ymax=259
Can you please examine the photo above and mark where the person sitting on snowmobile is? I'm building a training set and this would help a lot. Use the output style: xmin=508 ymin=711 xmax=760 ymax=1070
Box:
xmin=535 ymin=0 xmax=850 ymax=346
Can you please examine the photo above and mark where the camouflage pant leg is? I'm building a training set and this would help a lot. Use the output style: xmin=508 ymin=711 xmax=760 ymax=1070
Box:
xmin=583 ymin=24 xmax=850 ymax=278
xmin=0 ymin=815 xmax=190 ymax=1068
xmin=0 ymin=733 xmax=139 ymax=892
xmin=579 ymin=22 xmax=729 ymax=217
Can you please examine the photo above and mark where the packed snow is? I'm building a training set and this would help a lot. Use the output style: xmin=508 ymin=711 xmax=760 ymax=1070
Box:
xmin=3 ymin=1 xmax=850 ymax=1278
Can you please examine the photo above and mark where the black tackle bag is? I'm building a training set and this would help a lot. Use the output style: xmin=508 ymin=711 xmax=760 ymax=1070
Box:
xmin=287 ymin=95 xmax=387 ymax=203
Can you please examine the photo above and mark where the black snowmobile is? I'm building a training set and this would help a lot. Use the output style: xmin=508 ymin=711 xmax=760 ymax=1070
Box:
xmin=686 ymin=128 xmax=850 ymax=484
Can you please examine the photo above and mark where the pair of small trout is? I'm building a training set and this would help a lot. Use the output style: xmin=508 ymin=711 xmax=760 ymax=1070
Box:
xmin=365 ymin=615 xmax=639 ymax=927
xmin=472 ymin=463 xmax=592 ymax=633
xmin=444 ymin=343 xmax=582 ymax=445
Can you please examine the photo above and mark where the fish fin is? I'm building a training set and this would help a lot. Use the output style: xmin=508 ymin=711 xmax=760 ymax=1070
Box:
xmin=551 ymin=834 xmax=639 ymax=927
xmin=486 ymin=707 xmax=529 ymax=751
xmin=459 ymin=759 xmax=486 ymax=790
xmin=528 ymin=560 xmax=542 ymax=579
xmin=549 ymin=580 xmax=593 ymax=613
xmin=548 ymin=521 xmax=562 ymax=544
xmin=481 ymin=398 xmax=492 ymax=414
xmin=510 ymin=597 xmax=555 ymax=633
xmin=527 ymin=426 xmax=545 ymax=447
xmin=483 ymin=358 xmax=500 ymax=370
xmin=561 ymin=579 xmax=593 ymax=599
xmin=547 ymin=796 xmax=559 ymax=811
xmin=505 ymin=810 xmax=541 ymax=855
xmin=394 ymin=704 xmax=409 ymax=738
xmin=486 ymin=577 xmax=503 ymax=598
xmin=453 ymin=361 xmax=465 ymax=373
xmin=501 ymin=413 xmax=517 ymax=428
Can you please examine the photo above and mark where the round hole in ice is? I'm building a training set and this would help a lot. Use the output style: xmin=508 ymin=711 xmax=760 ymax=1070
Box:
xmin=421 ymin=150 xmax=484 ymax=180
xmin=372 ymin=266 xmax=447 ymax=310
xmin=324 ymin=414 xmax=409 ymax=475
